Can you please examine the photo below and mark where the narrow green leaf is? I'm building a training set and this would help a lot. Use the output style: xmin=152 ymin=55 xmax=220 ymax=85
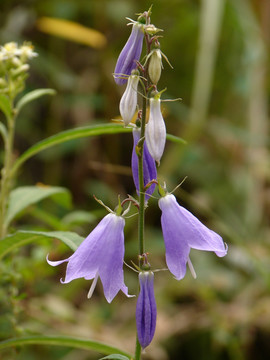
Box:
xmin=100 ymin=354 xmax=130 ymax=360
xmin=0 ymin=335 xmax=132 ymax=358
xmin=62 ymin=210 xmax=97 ymax=226
xmin=12 ymin=124 xmax=132 ymax=174
xmin=0 ymin=122 xmax=8 ymax=143
xmin=5 ymin=185 xmax=71 ymax=227
xmin=0 ymin=94 xmax=12 ymax=119
xmin=166 ymin=133 xmax=186 ymax=145
xmin=16 ymin=88 xmax=56 ymax=113
xmin=0 ymin=230 xmax=84 ymax=259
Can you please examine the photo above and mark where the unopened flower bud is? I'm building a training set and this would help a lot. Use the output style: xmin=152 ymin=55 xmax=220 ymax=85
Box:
xmin=11 ymin=64 xmax=29 ymax=77
xmin=136 ymin=271 xmax=157 ymax=349
xmin=148 ymin=49 xmax=162 ymax=85
xmin=119 ymin=74 xmax=139 ymax=126
xmin=114 ymin=22 xmax=144 ymax=85
xmin=131 ymin=128 xmax=157 ymax=200
xmin=145 ymin=96 xmax=166 ymax=164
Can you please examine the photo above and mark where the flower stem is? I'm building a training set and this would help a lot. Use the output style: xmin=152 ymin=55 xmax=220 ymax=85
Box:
xmin=135 ymin=336 xmax=142 ymax=360
xmin=0 ymin=105 xmax=16 ymax=238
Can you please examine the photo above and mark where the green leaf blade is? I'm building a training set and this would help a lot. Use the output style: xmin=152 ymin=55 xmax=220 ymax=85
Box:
xmin=0 ymin=94 xmax=12 ymax=119
xmin=100 ymin=354 xmax=130 ymax=360
xmin=0 ymin=335 xmax=132 ymax=358
xmin=16 ymin=88 xmax=56 ymax=113
xmin=0 ymin=230 xmax=84 ymax=259
xmin=5 ymin=185 xmax=71 ymax=227
xmin=12 ymin=123 xmax=131 ymax=173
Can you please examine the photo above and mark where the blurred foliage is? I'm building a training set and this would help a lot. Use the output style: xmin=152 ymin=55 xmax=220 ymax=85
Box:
xmin=0 ymin=0 xmax=270 ymax=359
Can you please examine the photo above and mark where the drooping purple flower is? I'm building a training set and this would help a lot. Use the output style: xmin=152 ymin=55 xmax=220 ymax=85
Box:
xmin=47 ymin=213 xmax=132 ymax=303
xmin=114 ymin=22 xmax=144 ymax=85
xmin=132 ymin=128 xmax=157 ymax=201
xmin=145 ymin=97 xmax=166 ymax=165
xmin=136 ymin=271 xmax=157 ymax=349
xmin=158 ymin=194 xmax=227 ymax=280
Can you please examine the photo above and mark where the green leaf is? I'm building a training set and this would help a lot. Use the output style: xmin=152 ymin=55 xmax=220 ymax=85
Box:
xmin=0 ymin=230 xmax=83 ymax=259
xmin=0 ymin=335 xmax=132 ymax=358
xmin=0 ymin=122 xmax=7 ymax=142
xmin=5 ymin=185 xmax=71 ymax=227
xmin=100 ymin=355 xmax=130 ymax=360
xmin=12 ymin=124 xmax=132 ymax=174
xmin=16 ymin=88 xmax=56 ymax=113
xmin=62 ymin=210 xmax=97 ymax=226
xmin=166 ymin=133 xmax=186 ymax=144
xmin=0 ymin=94 xmax=12 ymax=119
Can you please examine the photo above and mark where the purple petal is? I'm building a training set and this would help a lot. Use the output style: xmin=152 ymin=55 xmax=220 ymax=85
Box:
xmin=136 ymin=271 xmax=157 ymax=349
xmin=97 ymin=215 xmax=130 ymax=303
xmin=158 ymin=194 xmax=227 ymax=279
xmin=131 ymin=128 xmax=157 ymax=201
xmin=47 ymin=213 xmax=131 ymax=302
xmin=114 ymin=23 xmax=144 ymax=85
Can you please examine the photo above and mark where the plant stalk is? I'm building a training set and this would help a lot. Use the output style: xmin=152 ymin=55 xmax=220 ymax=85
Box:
xmin=0 ymin=107 xmax=16 ymax=238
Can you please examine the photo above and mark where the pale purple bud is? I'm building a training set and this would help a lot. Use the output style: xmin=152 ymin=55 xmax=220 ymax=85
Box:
xmin=158 ymin=194 xmax=227 ymax=280
xmin=136 ymin=271 xmax=157 ymax=349
xmin=119 ymin=74 xmax=139 ymax=126
xmin=145 ymin=97 xmax=166 ymax=164
xmin=47 ymin=213 xmax=133 ymax=303
xmin=131 ymin=128 xmax=157 ymax=200
xmin=114 ymin=23 xmax=144 ymax=85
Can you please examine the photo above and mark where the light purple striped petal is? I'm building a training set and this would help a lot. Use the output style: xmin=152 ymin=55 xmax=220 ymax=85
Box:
xmin=158 ymin=194 xmax=227 ymax=280
xmin=47 ymin=213 xmax=131 ymax=303
xmin=136 ymin=271 xmax=157 ymax=349
xmin=114 ymin=23 xmax=144 ymax=85
xmin=132 ymin=128 xmax=157 ymax=201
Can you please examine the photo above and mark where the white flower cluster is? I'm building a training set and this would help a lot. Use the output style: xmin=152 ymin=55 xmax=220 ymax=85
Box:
xmin=0 ymin=42 xmax=38 ymax=63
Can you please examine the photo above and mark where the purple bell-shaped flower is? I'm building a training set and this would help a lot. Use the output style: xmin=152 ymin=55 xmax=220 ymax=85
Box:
xmin=47 ymin=213 xmax=132 ymax=303
xmin=131 ymin=128 xmax=157 ymax=201
xmin=114 ymin=22 xmax=144 ymax=85
xmin=158 ymin=193 xmax=227 ymax=280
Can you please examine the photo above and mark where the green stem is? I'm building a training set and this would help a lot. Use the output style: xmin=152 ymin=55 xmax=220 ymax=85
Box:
xmin=0 ymin=108 xmax=16 ymax=238
xmin=135 ymin=336 xmax=142 ymax=360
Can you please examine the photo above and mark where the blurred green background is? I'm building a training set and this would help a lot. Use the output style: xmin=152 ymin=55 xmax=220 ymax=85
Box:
xmin=1 ymin=0 xmax=270 ymax=359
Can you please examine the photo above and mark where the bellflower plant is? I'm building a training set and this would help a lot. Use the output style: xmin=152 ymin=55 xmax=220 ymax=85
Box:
xmin=136 ymin=271 xmax=157 ymax=349
xmin=47 ymin=213 xmax=131 ymax=303
xmin=114 ymin=21 xmax=144 ymax=85
xmin=43 ymin=8 xmax=227 ymax=360
xmin=158 ymin=193 xmax=228 ymax=280
xmin=131 ymin=128 xmax=157 ymax=201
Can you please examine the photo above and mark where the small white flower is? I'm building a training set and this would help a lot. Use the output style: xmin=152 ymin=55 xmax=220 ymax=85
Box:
xmin=20 ymin=44 xmax=38 ymax=59
xmin=145 ymin=97 xmax=166 ymax=164
xmin=0 ymin=42 xmax=20 ymax=60
xmin=119 ymin=74 xmax=139 ymax=126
